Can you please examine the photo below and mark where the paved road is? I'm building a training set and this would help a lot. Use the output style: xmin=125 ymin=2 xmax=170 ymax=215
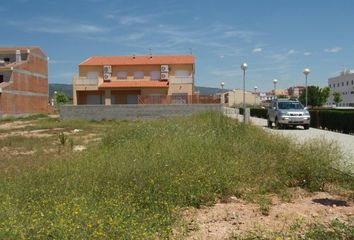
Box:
xmin=224 ymin=109 xmax=354 ymax=170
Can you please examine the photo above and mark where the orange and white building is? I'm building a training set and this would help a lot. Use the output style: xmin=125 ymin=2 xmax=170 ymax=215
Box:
xmin=0 ymin=47 xmax=48 ymax=116
xmin=73 ymin=55 xmax=195 ymax=105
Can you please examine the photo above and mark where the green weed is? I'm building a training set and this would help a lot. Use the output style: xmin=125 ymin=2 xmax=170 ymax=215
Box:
xmin=0 ymin=112 xmax=352 ymax=239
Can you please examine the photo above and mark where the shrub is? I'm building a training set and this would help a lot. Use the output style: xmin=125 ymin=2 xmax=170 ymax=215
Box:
xmin=310 ymin=109 xmax=354 ymax=134
xmin=239 ymin=108 xmax=268 ymax=119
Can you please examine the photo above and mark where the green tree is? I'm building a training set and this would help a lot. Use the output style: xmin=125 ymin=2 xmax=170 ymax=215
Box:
xmin=299 ymin=86 xmax=328 ymax=107
xmin=322 ymin=86 xmax=330 ymax=104
xmin=332 ymin=92 xmax=342 ymax=106
xmin=55 ymin=91 xmax=69 ymax=105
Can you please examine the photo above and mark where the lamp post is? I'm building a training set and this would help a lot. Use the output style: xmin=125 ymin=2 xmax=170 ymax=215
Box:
xmin=303 ymin=68 xmax=310 ymax=107
xmin=272 ymin=79 xmax=278 ymax=99
xmin=233 ymin=89 xmax=236 ymax=108
xmin=254 ymin=86 xmax=258 ymax=106
xmin=241 ymin=63 xmax=248 ymax=123
xmin=53 ymin=91 xmax=57 ymax=108
xmin=220 ymin=82 xmax=225 ymax=90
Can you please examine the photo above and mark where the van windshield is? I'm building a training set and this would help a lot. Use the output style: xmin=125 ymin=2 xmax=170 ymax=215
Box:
xmin=278 ymin=101 xmax=304 ymax=109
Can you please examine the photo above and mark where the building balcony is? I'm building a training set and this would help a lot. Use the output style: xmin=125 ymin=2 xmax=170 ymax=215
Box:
xmin=169 ymin=76 xmax=193 ymax=84
xmin=73 ymin=76 xmax=99 ymax=85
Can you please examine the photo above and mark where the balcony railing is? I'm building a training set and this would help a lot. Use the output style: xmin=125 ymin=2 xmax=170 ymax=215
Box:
xmin=73 ymin=76 xmax=99 ymax=85
xmin=169 ymin=76 xmax=193 ymax=84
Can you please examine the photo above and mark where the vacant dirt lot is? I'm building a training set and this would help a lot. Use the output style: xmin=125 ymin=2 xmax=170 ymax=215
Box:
xmin=185 ymin=189 xmax=354 ymax=239
xmin=1 ymin=114 xmax=353 ymax=239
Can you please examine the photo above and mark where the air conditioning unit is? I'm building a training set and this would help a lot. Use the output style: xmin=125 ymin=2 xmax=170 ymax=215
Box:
xmin=161 ymin=72 xmax=169 ymax=80
xmin=103 ymin=73 xmax=112 ymax=81
xmin=161 ymin=65 xmax=169 ymax=73
xmin=104 ymin=65 xmax=112 ymax=73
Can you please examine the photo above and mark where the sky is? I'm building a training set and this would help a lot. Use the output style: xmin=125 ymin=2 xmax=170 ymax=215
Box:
xmin=1 ymin=0 xmax=354 ymax=92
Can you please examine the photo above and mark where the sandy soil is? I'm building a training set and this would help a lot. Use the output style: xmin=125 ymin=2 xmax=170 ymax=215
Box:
xmin=0 ymin=120 xmax=34 ymax=130
xmin=184 ymin=189 xmax=354 ymax=239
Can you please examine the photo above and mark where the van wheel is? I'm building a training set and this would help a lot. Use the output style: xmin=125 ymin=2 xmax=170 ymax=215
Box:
xmin=267 ymin=118 xmax=273 ymax=128
xmin=275 ymin=118 xmax=282 ymax=129
xmin=304 ymin=124 xmax=309 ymax=130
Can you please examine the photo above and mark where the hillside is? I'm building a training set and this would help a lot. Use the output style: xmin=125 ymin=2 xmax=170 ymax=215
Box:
xmin=49 ymin=84 xmax=73 ymax=98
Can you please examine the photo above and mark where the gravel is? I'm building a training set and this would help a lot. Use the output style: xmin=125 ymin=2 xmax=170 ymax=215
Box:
xmin=224 ymin=109 xmax=354 ymax=171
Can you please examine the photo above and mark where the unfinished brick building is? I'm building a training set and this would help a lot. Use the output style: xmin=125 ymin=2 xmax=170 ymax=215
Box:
xmin=0 ymin=47 xmax=48 ymax=116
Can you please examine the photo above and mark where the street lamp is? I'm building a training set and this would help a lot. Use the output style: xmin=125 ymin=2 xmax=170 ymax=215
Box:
xmin=272 ymin=79 xmax=278 ymax=99
xmin=53 ymin=91 xmax=58 ymax=108
xmin=233 ymin=89 xmax=236 ymax=108
xmin=303 ymin=68 xmax=311 ymax=107
xmin=220 ymin=82 xmax=225 ymax=90
xmin=254 ymin=86 xmax=258 ymax=106
xmin=241 ymin=63 xmax=248 ymax=123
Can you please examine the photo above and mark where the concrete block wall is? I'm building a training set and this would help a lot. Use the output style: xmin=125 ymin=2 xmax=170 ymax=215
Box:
xmin=60 ymin=104 xmax=222 ymax=120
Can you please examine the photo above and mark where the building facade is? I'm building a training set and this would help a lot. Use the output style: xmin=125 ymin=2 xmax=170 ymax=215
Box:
xmin=73 ymin=55 xmax=195 ymax=105
xmin=328 ymin=70 xmax=354 ymax=107
xmin=272 ymin=88 xmax=289 ymax=97
xmin=259 ymin=92 xmax=274 ymax=102
xmin=0 ymin=47 xmax=48 ymax=116
xmin=222 ymin=89 xmax=259 ymax=107
xmin=288 ymin=86 xmax=305 ymax=98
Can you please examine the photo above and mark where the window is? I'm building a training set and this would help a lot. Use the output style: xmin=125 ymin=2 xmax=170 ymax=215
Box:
xmin=86 ymin=95 xmax=103 ymax=105
xmin=337 ymin=83 xmax=339 ymax=87
xmin=134 ymin=71 xmax=144 ymax=79
xmin=352 ymin=80 xmax=353 ymax=85
xmin=117 ymin=71 xmax=127 ymax=80
xmin=0 ymin=75 xmax=3 ymax=83
xmin=347 ymin=81 xmax=349 ymax=86
xmin=175 ymin=70 xmax=190 ymax=77
xmin=87 ymin=72 xmax=99 ymax=79
xmin=174 ymin=70 xmax=192 ymax=83
xmin=329 ymin=84 xmax=331 ymax=88
xmin=150 ymin=71 xmax=160 ymax=80
xmin=342 ymin=82 xmax=344 ymax=86
xmin=4 ymin=58 xmax=9 ymax=62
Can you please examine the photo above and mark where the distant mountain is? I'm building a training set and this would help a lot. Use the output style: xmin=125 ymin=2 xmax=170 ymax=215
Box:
xmin=49 ymin=84 xmax=73 ymax=98
xmin=48 ymin=84 xmax=227 ymax=98
xmin=195 ymin=86 xmax=229 ymax=95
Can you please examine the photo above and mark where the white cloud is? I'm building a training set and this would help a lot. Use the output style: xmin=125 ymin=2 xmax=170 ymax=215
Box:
xmin=252 ymin=47 xmax=262 ymax=53
xmin=31 ymin=24 xmax=109 ymax=34
xmin=222 ymin=30 xmax=256 ymax=42
xmin=7 ymin=17 xmax=110 ymax=34
xmin=288 ymin=49 xmax=296 ymax=54
xmin=119 ymin=16 xmax=149 ymax=25
xmin=324 ymin=47 xmax=342 ymax=53
xmin=304 ymin=52 xmax=311 ymax=56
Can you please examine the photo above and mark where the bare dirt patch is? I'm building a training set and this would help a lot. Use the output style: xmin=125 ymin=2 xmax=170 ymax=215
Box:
xmin=0 ymin=120 xmax=34 ymax=130
xmin=184 ymin=189 xmax=354 ymax=240
xmin=0 ymin=129 xmax=60 ymax=138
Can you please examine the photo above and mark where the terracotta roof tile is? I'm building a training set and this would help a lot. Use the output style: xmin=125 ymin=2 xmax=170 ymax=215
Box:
xmin=80 ymin=55 xmax=195 ymax=66
xmin=98 ymin=81 xmax=169 ymax=88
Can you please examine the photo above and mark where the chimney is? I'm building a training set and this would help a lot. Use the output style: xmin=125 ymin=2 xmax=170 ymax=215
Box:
xmin=16 ymin=50 xmax=21 ymax=64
